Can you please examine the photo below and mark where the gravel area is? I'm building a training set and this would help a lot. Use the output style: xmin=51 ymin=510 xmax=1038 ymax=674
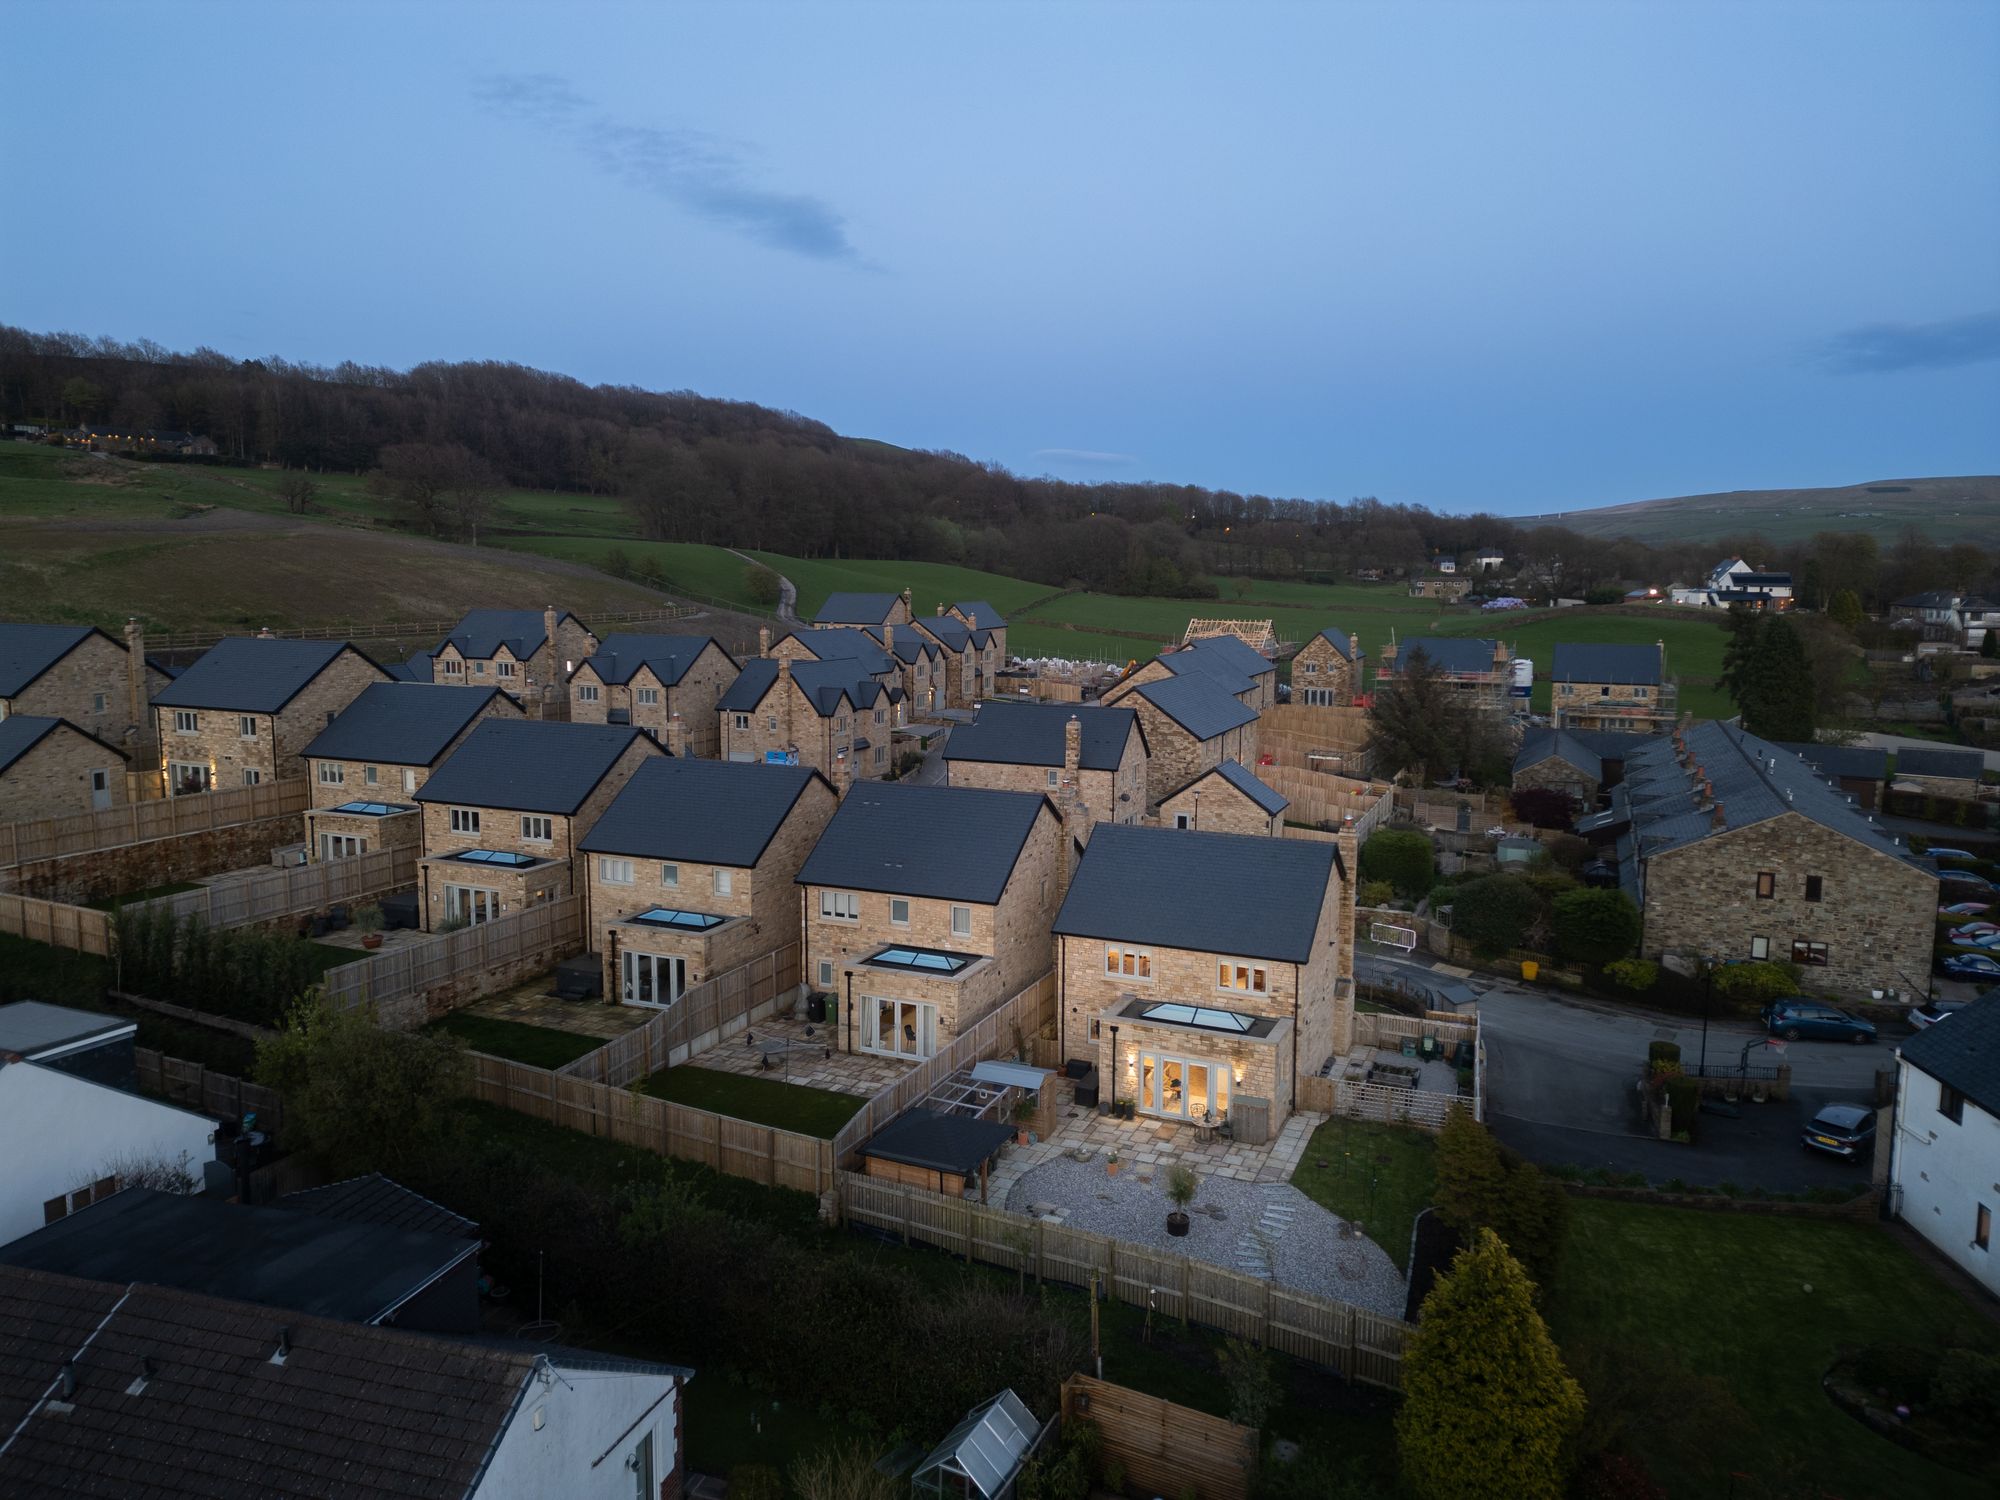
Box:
xmin=1004 ymin=1152 xmax=1407 ymax=1318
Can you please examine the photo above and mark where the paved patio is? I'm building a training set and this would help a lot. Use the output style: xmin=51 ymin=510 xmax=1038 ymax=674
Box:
xmin=455 ymin=979 xmax=651 ymax=1041
xmin=682 ymin=1012 xmax=914 ymax=1097
xmin=1324 ymin=1044 xmax=1462 ymax=1096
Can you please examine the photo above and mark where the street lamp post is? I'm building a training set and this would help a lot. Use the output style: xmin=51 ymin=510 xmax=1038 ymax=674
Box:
xmin=1699 ymin=954 xmax=1717 ymax=1078
xmin=1108 ymin=1023 xmax=1119 ymax=1112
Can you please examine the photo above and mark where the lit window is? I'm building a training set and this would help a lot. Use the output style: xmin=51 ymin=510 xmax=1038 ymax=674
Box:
xmin=1755 ymin=872 xmax=1775 ymax=899
xmin=599 ymin=857 xmax=635 ymax=885
xmin=1790 ymin=940 xmax=1828 ymax=967
xmin=1218 ymin=961 xmax=1268 ymax=995
xmin=1105 ymin=946 xmax=1152 ymax=980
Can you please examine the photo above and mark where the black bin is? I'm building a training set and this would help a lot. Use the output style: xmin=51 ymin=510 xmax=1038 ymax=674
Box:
xmin=1072 ymin=1067 xmax=1100 ymax=1108
xmin=806 ymin=992 xmax=827 ymax=1023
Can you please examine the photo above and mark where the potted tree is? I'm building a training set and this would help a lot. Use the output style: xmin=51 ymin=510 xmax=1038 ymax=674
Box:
xmin=1012 ymin=1092 xmax=1038 ymax=1146
xmin=1105 ymin=1150 xmax=1121 ymax=1178
xmin=354 ymin=904 xmax=386 ymax=950
xmin=1165 ymin=1163 xmax=1198 ymax=1236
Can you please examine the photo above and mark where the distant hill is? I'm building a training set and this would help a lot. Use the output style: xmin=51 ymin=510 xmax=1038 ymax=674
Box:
xmin=1524 ymin=476 xmax=2000 ymax=546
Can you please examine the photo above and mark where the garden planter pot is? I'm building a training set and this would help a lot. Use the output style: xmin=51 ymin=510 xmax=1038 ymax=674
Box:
xmin=1106 ymin=1160 xmax=1120 ymax=1178
xmin=361 ymin=933 xmax=384 ymax=950
xmin=1166 ymin=1211 xmax=1190 ymax=1237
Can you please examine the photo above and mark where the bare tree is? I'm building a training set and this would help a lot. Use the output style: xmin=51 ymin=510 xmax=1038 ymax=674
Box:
xmin=276 ymin=471 xmax=318 ymax=514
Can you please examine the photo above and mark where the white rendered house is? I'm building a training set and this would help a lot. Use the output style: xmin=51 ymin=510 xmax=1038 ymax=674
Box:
xmin=1888 ymin=1000 xmax=2000 ymax=1298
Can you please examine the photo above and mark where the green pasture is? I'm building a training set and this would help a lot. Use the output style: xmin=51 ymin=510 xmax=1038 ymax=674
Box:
xmin=741 ymin=550 xmax=1059 ymax=620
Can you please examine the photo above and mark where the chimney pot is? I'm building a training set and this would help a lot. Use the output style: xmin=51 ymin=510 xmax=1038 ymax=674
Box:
xmin=758 ymin=626 xmax=771 ymax=658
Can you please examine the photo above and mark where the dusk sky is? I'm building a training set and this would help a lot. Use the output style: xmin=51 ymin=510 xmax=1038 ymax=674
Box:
xmin=6 ymin=0 xmax=1996 ymax=514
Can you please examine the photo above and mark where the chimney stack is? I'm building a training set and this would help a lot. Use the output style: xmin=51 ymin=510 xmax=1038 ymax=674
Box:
xmin=1348 ymin=632 xmax=1360 ymax=662
xmin=1711 ymin=801 xmax=1726 ymax=830
xmin=833 ymin=748 xmax=852 ymax=798
xmin=1064 ymin=714 xmax=1082 ymax=780
xmin=666 ymin=711 xmax=685 ymax=757
xmin=777 ymin=655 xmax=792 ymax=684
xmin=758 ymin=626 xmax=771 ymax=658
xmin=900 ymin=587 xmax=912 ymax=617
xmin=936 ymin=602 xmax=945 ymax=616
xmin=256 ymin=626 xmax=275 ymax=639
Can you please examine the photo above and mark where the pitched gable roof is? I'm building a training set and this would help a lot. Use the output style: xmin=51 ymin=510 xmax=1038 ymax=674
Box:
xmin=0 ymin=715 xmax=126 ymax=775
xmin=1549 ymin=642 xmax=1663 ymax=686
xmin=439 ymin=607 xmax=580 ymax=660
xmin=952 ymin=600 xmax=1006 ymax=630
xmin=152 ymin=638 xmax=379 ymax=713
xmin=1390 ymin=637 xmax=1501 ymax=676
xmin=299 ymin=683 xmax=506 ymax=767
xmin=787 ymin=627 xmax=897 ymax=675
xmin=1897 ymin=746 xmax=1984 ymax=780
xmin=0 ymin=623 xmax=102 ymax=698
xmin=0 ymin=1265 xmax=537 ymax=1500
xmin=1314 ymin=627 xmax=1359 ymax=660
xmin=915 ymin=615 xmax=991 ymax=653
xmin=1132 ymin=674 xmax=1259 ymax=740
xmin=1898 ymin=996 xmax=2000 ymax=1118
xmin=413 ymin=719 xmax=651 ymax=814
xmin=813 ymin=591 xmax=902 ymax=626
xmin=863 ymin=625 xmax=943 ymax=664
xmin=1202 ymin=759 xmax=1289 ymax=816
xmin=275 ymin=1173 xmax=479 ymax=1240
xmin=796 ymin=783 xmax=1050 ymax=903
xmin=944 ymin=702 xmax=1140 ymax=772
xmin=384 ymin=651 xmax=436 ymax=683
xmin=579 ymin=755 xmax=829 ymax=866
xmin=1775 ymin=741 xmax=1888 ymax=782
xmin=1513 ymin=726 xmax=1604 ymax=782
xmin=1054 ymin=822 xmax=1336 ymax=963
xmin=717 ymin=658 xmax=898 ymax=718
xmin=582 ymin=632 xmax=733 ymax=687
xmin=1174 ymin=634 xmax=1273 ymax=680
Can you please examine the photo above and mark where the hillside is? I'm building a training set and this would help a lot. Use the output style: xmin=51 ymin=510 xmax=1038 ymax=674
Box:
xmin=1524 ymin=476 xmax=2000 ymax=546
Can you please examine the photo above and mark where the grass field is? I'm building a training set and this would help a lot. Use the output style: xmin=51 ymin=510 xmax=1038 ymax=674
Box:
xmin=425 ymin=1012 xmax=607 ymax=1068
xmin=639 ymin=1065 xmax=865 ymax=1137
xmin=1289 ymin=1119 xmax=1438 ymax=1273
xmin=740 ymin=550 xmax=1060 ymax=619
xmin=1549 ymin=1199 xmax=1998 ymax=1499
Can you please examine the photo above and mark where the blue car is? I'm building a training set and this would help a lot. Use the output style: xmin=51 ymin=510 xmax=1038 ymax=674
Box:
xmin=1759 ymin=999 xmax=1877 ymax=1044
xmin=1940 ymin=953 xmax=2000 ymax=981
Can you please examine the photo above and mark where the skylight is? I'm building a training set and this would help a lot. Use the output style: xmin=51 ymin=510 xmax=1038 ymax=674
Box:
xmin=630 ymin=908 xmax=729 ymax=931
xmin=452 ymin=849 xmax=542 ymax=867
xmin=867 ymin=947 xmax=974 ymax=974
xmin=1138 ymin=1002 xmax=1256 ymax=1034
xmin=328 ymin=801 xmax=414 ymax=817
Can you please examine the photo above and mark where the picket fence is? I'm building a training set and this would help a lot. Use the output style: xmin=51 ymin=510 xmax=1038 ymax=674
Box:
xmin=840 ymin=1173 xmax=1411 ymax=1390
xmin=0 ymin=780 xmax=309 ymax=867
xmin=133 ymin=1047 xmax=284 ymax=1131
xmin=129 ymin=847 xmax=415 ymax=929
xmin=0 ymin=893 xmax=114 ymax=956
xmin=559 ymin=943 xmax=802 ymax=1083
xmin=320 ymin=897 xmax=584 ymax=1015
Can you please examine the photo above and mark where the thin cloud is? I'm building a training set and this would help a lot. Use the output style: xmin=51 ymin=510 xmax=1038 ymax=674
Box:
xmin=1033 ymin=448 xmax=1139 ymax=467
xmin=1819 ymin=310 xmax=2000 ymax=373
xmin=475 ymin=73 xmax=860 ymax=263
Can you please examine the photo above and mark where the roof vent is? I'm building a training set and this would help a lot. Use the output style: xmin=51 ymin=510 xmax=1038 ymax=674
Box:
xmin=59 ymin=1362 xmax=77 ymax=1399
xmin=269 ymin=1327 xmax=292 ymax=1367
xmin=125 ymin=1358 xmax=155 ymax=1397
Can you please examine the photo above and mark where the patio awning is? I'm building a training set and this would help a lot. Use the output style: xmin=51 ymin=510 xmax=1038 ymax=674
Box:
xmin=969 ymin=1060 xmax=1053 ymax=1091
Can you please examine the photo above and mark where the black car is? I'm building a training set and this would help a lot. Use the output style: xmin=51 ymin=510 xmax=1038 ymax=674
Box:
xmin=1802 ymin=1103 xmax=1877 ymax=1160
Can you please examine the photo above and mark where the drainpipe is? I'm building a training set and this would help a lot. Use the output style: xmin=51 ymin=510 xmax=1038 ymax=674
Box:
xmin=1057 ymin=935 xmax=1067 ymax=1064
xmin=1108 ymin=1023 xmax=1119 ymax=1111
xmin=1292 ymin=961 xmax=1302 ymax=1105
xmin=844 ymin=969 xmax=854 ymax=1055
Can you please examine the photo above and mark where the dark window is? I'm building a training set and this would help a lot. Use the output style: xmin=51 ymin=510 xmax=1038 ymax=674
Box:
xmin=1978 ymin=1204 xmax=1992 ymax=1252
xmin=1941 ymin=1083 xmax=1965 ymax=1125
xmin=1804 ymin=875 xmax=1823 ymax=903
xmin=1755 ymin=872 xmax=1775 ymax=899
xmin=1791 ymin=940 xmax=1829 ymax=966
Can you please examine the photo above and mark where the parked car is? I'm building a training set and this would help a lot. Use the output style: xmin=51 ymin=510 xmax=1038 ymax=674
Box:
xmin=1939 ymin=902 xmax=1991 ymax=916
xmin=1946 ymin=923 xmax=2000 ymax=943
xmin=1911 ymin=998 xmax=1976 ymax=1027
xmin=1940 ymin=873 xmax=1996 ymax=892
xmin=1759 ymin=999 xmax=1877 ymax=1044
xmin=1938 ymin=954 xmax=2000 ymax=981
xmin=1802 ymin=1103 xmax=1877 ymax=1160
xmin=1925 ymin=847 xmax=1979 ymax=863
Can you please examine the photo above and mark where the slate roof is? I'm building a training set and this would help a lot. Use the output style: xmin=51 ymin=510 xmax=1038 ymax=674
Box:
xmin=1512 ymin=727 xmax=1603 ymax=783
xmin=1621 ymin=720 xmax=1929 ymax=867
xmin=0 ymin=1001 xmax=133 ymax=1058
xmin=1131 ymin=674 xmax=1258 ymax=740
xmin=862 ymin=625 xmax=943 ymax=664
xmin=915 ymin=615 xmax=993 ymax=653
xmin=1053 ymin=822 xmax=1337 ymax=963
xmin=1314 ymin=626 xmax=1359 ymax=660
xmin=1189 ymin=759 xmax=1289 ymax=817
xmin=383 ymin=651 xmax=435 ymax=683
xmin=0 ymin=715 xmax=124 ymax=775
xmin=413 ymin=719 xmax=650 ymax=814
xmin=1776 ymin=741 xmax=1889 ymax=782
xmin=717 ymin=658 xmax=899 ymax=718
xmin=944 ymin=701 xmax=1140 ymax=772
xmin=439 ymin=607 xmax=579 ymax=660
xmin=953 ymin=600 xmax=1007 ymax=631
xmin=1894 ymin=590 xmax=1963 ymax=610
xmin=1736 ymin=572 xmax=1792 ymax=587
xmin=0 ymin=1265 xmax=536 ymax=1500
xmin=789 ymin=627 xmax=897 ymax=675
xmin=1898 ymin=996 xmax=2000 ymax=1119
xmin=583 ymin=633 xmax=732 ymax=687
xmin=152 ymin=638 xmax=377 ymax=713
xmin=275 ymin=1173 xmax=479 ymax=1240
xmin=796 ymin=783 xmax=1050 ymax=903
xmin=579 ymin=755 xmax=828 ymax=866
xmin=1389 ymin=637 xmax=1501 ymax=676
xmin=1169 ymin=635 xmax=1274 ymax=686
xmin=0 ymin=1189 xmax=478 ymax=1326
xmin=0 ymin=623 xmax=101 ymax=698
xmin=813 ymin=591 xmax=903 ymax=626
xmin=1549 ymin=642 xmax=1663 ymax=686
xmin=1897 ymin=746 xmax=1984 ymax=780
xmin=299 ymin=683 xmax=506 ymax=767
xmin=861 ymin=1107 xmax=1015 ymax=1175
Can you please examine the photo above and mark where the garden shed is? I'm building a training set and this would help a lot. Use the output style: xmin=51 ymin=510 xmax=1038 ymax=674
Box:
xmin=858 ymin=1108 xmax=1015 ymax=1199
xmin=910 ymin=1387 xmax=1046 ymax=1500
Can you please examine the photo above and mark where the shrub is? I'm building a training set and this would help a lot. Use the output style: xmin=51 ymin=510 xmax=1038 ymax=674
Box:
xmin=1217 ymin=1337 xmax=1280 ymax=1428
xmin=1359 ymin=829 xmax=1435 ymax=898
xmin=1664 ymin=1078 xmax=1700 ymax=1141
xmin=1358 ymin=879 xmax=1396 ymax=908
xmin=1646 ymin=1040 xmax=1680 ymax=1073
xmin=602 ymin=544 xmax=633 ymax=578
xmin=1447 ymin=874 xmax=1544 ymax=957
xmin=743 ymin=563 xmax=783 ymax=608
xmin=1855 ymin=1344 xmax=1935 ymax=1402
xmin=1711 ymin=960 xmax=1799 ymax=1005
xmin=1018 ymin=1418 xmax=1099 ymax=1500
xmin=1550 ymin=888 xmax=1641 ymax=965
xmin=1605 ymin=958 xmax=1658 ymax=992
xmin=790 ymin=1441 xmax=898 ymax=1500
xmin=1932 ymin=1347 xmax=2000 ymax=1419
xmin=1432 ymin=1112 xmax=1569 ymax=1292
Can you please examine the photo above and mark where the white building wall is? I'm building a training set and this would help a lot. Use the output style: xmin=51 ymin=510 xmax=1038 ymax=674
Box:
xmin=0 ymin=1063 xmax=217 ymax=1247
xmin=1892 ymin=1055 xmax=2000 ymax=1298
xmin=477 ymin=1364 xmax=681 ymax=1500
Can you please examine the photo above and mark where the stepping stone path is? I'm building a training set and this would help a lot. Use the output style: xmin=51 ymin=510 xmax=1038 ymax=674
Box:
xmin=1233 ymin=1186 xmax=1300 ymax=1279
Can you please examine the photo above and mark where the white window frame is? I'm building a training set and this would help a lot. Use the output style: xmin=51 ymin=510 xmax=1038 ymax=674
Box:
xmin=318 ymin=832 xmax=366 ymax=860
xmin=713 ymin=868 xmax=734 ymax=897
xmin=819 ymin=890 xmax=859 ymax=921
xmin=92 ymin=692 xmax=108 ymax=713
xmin=450 ymin=808 xmax=481 ymax=834
xmin=1749 ymin=935 xmax=1769 ymax=960
xmin=734 ymin=713 xmax=751 ymax=730
xmin=1047 ymin=769 xmax=1060 ymax=788
xmin=637 ymin=687 xmax=659 ymax=707
xmin=661 ymin=863 xmax=680 ymax=889
xmin=864 ymin=995 xmax=938 ymax=1060
xmin=577 ymin=683 xmax=600 ymax=703
xmin=241 ymin=768 xmax=260 ymax=786
xmin=890 ymin=898 xmax=911 ymax=927
xmin=521 ymin=815 xmax=554 ymax=843
xmin=950 ymin=905 xmax=972 ymax=939
xmin=363 ymin=765 xmax=379 ymax=786
xmin=402 ymin=768 xmax=418 ymax=793
xmin=317 ymin=762 xmax=345 ymax=786
xmin=238 ymin=715 xmax=258 ymax=739
xmin=1105 ymin=945 xmax=1152 ymax=981
xmin=443 ymin=885 xmax=500 ymax=925
xmin=1217 ymin=959 xmax=1269 ymax=996
xmin=817 ymin=960 xmax=836 ymax=988
xmin=168 ymin=761 xmax=211 ymax=794
xmin=497 ymin=660 xmax=515 ymax=679
xmin=172 ymin=710 xmax=199 ymax=734
xmin=598 ymin=856 xmax=635 ymax=886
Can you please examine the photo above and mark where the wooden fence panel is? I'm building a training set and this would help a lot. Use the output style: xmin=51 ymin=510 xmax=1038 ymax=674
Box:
xmin=561 ymin=943 xmax=803 ymax=1084
xmin=129 ymin=846 xmax=414 ymax=929
xmin=133 ymin=1047 xmax=284 ymax=1131
xmin=0 ymin=893 xmax=114 ymax=955
xmin=321 ymin=897 xmax=583 ymax=1014
xmin=1060 ymin=1376 xmax=1257 ymax=1500
xmin=0 ymin=780 xmax=309 ymax=867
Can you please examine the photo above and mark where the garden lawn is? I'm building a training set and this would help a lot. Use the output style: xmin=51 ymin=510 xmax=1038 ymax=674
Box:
xmin=639 ymin=1066 xmax=863 ymax=1137
xmin=1548 ymin=1198 xmax=2000 ymax=1500
xmin=426 ymin=1012 xmax=604 ymax=1069
xmin=1289 ymin=1119 xmax=1438 ymax=1273
xmin=683 ymin=1376 xmax=878 ymax=1485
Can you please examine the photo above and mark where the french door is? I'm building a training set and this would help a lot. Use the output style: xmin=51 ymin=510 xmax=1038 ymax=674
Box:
xmin=866 ymin=997 xmax=937 ymax=1059
xmin=318 ymin=833 xmax=366 ymax=860
xmin=443 ymin=885 xmax=500 ymax=925
xmin=1137 ymin=1049 xmax=1229 ymax=1121
xmin=622 ymin=950 xmax=687 ymax=1008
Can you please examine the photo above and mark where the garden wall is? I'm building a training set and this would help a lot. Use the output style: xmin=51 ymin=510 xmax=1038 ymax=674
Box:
xmin=558 ymin=942 xmax=801 ymax=1083
xmin=6 ymin=813 xmax=309 ymax=905
xmin=322 ymin=897 xmax=584 ymax=1028
xmin=0 ymin=780 xmax=308 ymax=868
xmin=127 ymin=847 xmax=414 ymax=929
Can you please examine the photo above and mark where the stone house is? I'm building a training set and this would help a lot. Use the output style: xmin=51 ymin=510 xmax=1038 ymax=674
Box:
xmin=1108 ymin=673 xmax=1258 ymax=808
xmin=1889 ymin=1000 xmax=2000 ymax=1298
xmin=1511 ymin=727 xmax=1605 ymax=808
xmin=1619 ymin=721 xmax=1938 ymax=1001
xmin=769 ymin=626 xmax=907 ymax=698
xmin=1052 ymin=823 xmax=1352 ymax=1124
xmin=1775 ymin=741 xmax=1886 ymax=812
xmin=1549 ymin=642 xmax=1675 ymax=733
xmin=1374 ymin=636 xmax=1511 ymax=710
xmin=812 ymin=590 xmax=912 ymax=628
xmin=910 ymin=612 xmax=998 ymax=706
xmin=1158 ymin=759 xmax=1288 ymax=836
xmin=300 ymin=683 xmax=521 ymax=863
xmin=1407 ymin=577 xmax=1472 ymax=601
xmin=567 ymin=633 xmax=739 ymax=757
xmin=412 ymin=720 xmax=661 ymax=929
xmin=797 ymin=783 xmax=1063 ymax=1064
xmin=1289 ymin=627 xmax=1363 ymax=707
xmin=944 ymin=701 xmax=1148 ymax=833
xmin=948 ymin=600 xmax=1008 ymax=671
xmin=579 ymin=756 xmax=838 ymax=1007
xmin=1106 ymin=636 xmax=1276 ymax=715
xmin=0 ymin=622 xmax=169 ymax=759
xmin=0 ymin=717 xmax=129 ymax=821
xmin=1894 ymin=746 xmax=1985 ymax=802
xmin=717 ymin=657 xmax=903 ymax=785
xmin=152 ymin=638 xmax=388 ymax=796
xmin=429 ymin=607 xmax=598 ymax=703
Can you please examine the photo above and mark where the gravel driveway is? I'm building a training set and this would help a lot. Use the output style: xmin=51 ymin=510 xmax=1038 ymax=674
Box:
xmin=1004 ymin=1153 xmax=1406 ymax=1318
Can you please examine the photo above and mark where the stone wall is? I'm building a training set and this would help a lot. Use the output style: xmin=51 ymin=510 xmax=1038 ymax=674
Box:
xmin=570 ymin=641 xmax=738 ymax=758
xmin=945 ymin=731 xmax=1147 ymax=831
xmin=306 ymin=692 xmax=522 ymax=811
xmin=1290 ymin=634 xmax=1360 ymax=706
xmin=9 ymin=814 xmax=307 ymax=904
xmin=0 ymin=724 xmax=126 ymax=822
xmin=2 ymin=630 xmax=164 ymax=746
xmin=1642 ymin=812 xmax=1938 ymax=999
xmin=1158 ymin=777 xmax=1280 ymax=837
xmin=1510 ymin=757 xmax=1597 ymax=803
xmin=157 ymin=648 xmax=385 ymax=794
xmin=1125 ymin=698 xmax=1254 ymax=808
